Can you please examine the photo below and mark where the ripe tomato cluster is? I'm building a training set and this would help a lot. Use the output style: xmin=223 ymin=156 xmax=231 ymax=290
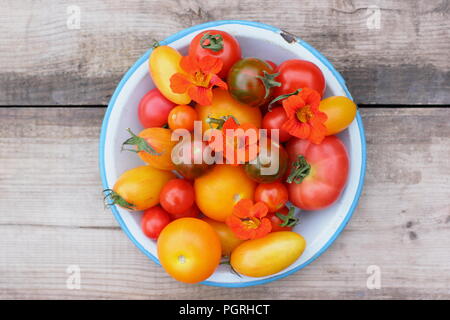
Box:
xmin=105 ymin=30 xmax=357 ymax=284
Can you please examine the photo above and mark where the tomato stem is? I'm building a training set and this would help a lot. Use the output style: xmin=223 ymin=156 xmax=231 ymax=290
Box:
xmin=122 ymin=128 xmax=161 ymax=155
xmin=200 ymin=33 xmax=224 ymax=52
xmin=286 ymin=155 xmax=311 ymax=184
xmin=256 ymin=71 xmax=281 ymax=99
xmin=103 ymin=189 xmax=135 ymax=210
xmin=268 ymin=88 xmax=302 ymax=111
xmin=275 ymin=206 xmax=299 ymax=227
xmin=206 ymin=115 xmax=239 ymax=130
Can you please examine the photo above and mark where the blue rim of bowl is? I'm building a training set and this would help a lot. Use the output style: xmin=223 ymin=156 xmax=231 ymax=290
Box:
xmin=99 ymin=20 xmax=367 ymax=288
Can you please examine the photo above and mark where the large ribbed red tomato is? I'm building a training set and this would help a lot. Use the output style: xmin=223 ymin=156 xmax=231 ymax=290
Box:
xmin=286 ymin=136 xmax=349 ymax=210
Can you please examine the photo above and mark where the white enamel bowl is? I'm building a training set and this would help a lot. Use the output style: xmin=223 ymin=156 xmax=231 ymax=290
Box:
xmin=99 ymin=20 xmax=366 ymax=287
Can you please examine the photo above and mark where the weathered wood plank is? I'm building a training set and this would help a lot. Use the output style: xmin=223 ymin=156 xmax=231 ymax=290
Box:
xmin=0 ymin=0 xmax=448 ymax=106
xmin=0 ymin=107 xmax=449 ymax=299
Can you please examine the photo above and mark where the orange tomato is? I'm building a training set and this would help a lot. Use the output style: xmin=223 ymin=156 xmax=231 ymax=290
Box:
xmin=168 ymin=105 xmax=198 ymax=131
xmin=319 ymin=96 xmax=357 ymax=135
xmin=134 ymin=128 xmax=176 ymax=171
xmin=195 ymin=88 xmax=262 ymax=132
xmin=149 ymin=45 xmax=191 ymax=105
xmin=157 ymin=218 xmax=221 ymax=283
xmin=203 ymin=217 xmax=244 ymax=256
xmin=108 ymin=165 xmax=175 ymax=211
xmin=194 ymin=165 xmax=256 ymax=222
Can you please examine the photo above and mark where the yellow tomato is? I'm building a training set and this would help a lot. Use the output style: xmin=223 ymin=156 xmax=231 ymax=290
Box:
xmin=319 ymin=96 xmax=357 ymax=135
xmin=202 ymin=217 xmax=244 ymax=257
xmin=149 ymin=45 xmax=191 ymax=105
xmin=195 ymin=165 xmax=256 ymax=222
xmin=196 ymin=88 xmax=262 ymax=132
xmin=157 ymin=218 xmax=221 ymax=283
xmin=135 ymin=128 xmax=176 ymax=171
xmin=231 ymin=231 xmax=306 ymax=277
xmin=110 ymin=165 xmax=175 ymax=211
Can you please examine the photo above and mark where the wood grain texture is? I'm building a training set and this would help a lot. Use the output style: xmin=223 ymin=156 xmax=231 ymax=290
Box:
xmin=0 ymin=107 xmax=449 ymax=299
xmin=0 ymin=0 xmax=449 ymax=106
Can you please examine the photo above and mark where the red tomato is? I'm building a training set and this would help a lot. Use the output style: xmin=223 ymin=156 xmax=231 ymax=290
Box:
xmin=254 ymin=182 xmax=288 ymax=212
xmin=274 ymin=60 xmax=326 ymax=98
xmin=169 ymin=204 xmax=200 ymax=220
xmin=138 ymin=88 xmax=176 ymax=128
xmin=189 ymin=30 xmax=241 ymax=79
xmin=286 ymin=136 xmax=349 ymax=210
xmin=267 ymin=207 xmax=298 ymax=232
xmin=141 ymin=206 xmax=171 ymax=240
xmin=160 ymin=179 xmax=195 ymax=215
xmin=262 ymin=106 xmax=291 ymax=142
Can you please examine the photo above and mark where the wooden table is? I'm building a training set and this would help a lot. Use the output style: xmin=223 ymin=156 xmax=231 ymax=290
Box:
xmin=0 ymin=0 xmax=449 ymax=299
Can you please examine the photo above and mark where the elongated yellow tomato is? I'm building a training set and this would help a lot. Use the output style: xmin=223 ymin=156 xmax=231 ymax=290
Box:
xmin=231 ymin=231 xmax=306 ymax=277
xmin=135 ymin=128 xmax=177 ymax=171
xmin=319 ymin=96 xmax=357 ymax=135
xmin=202 ymin=217 xmax=244 ymax=256
xmin=149 ymin=45 xmax=191 ymax=105
xmin=194 ymin=165 xmax=256 ymax=222
xmin=196 ymin=89 xmax=262 ymax=132
xmin=109 ymin=165 xmax=175 ymax=211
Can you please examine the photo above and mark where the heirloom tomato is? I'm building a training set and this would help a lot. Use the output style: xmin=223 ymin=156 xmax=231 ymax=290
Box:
xmin=160 ymin=179 xmax=195 ymax=216
xmin=122 ymin=128 xmax=176 ymax=171
xmin=149 ymin=45 xmax=191 ymax=105
xmin=188 ymin=30 xmax=241 ymax=79
xmin=230 ymin=231 xmax=306 ymax=277
xmin=141 ymin=206 xmax=171 ymax=240
xmin=195 ymin=88 xmax=261 ymax=131
xmin=171 ymin=138 xmax=212 ymax=180
xmin=157 ymin=218 xmax=221 ymax=283
xmin=194 ymin=165 xmax=256 ymax=222
xmin=138 ymin=88 xmax=176 ymax=128
xmin=227 ymin=57 xmax=279 ymax=108
xmin=244 ymin=140 xmax=288 ymax=183
xmin=262 ymin=106 xmax=291 ymax=142
xmin=203 ymin=217 xmax=244 ymax=257
xmin=319 ymin=96 xmax=357 ymax=135
xmin=274 ymin=59 xmax=326 ymax=98
xmin=104 ymin=165 xmax=175 ymax=211
xmin=286 ymin=136 xmax=349 ymax=210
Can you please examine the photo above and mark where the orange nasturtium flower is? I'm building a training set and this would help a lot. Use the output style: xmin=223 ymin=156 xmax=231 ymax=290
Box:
xmin=278 ymin=87 xmax=328 ymax=144
xmin=170 ymin=55 xmax=228 ymax=106
xmin=226 ymin=199 xmax=272 ymax=240
xmin=207 ymin=116 xmax=259 ymax=165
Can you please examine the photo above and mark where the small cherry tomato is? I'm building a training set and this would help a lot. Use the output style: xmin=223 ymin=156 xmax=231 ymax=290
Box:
xmin=274 ymin=60 xmax=326 ymax=98
xmin=267 ymin=206 xmax=299 ymax=232
xmin=169 ymin=204 xmax=200 ymax=220
xmin=141 ymin=206 xmax=171 ymax=240
xmin=254 ymin=182 xmax=288 ymax=212
xmin=168 ymin=105 xmax=198 ymax=131
xmin=262 ymin=106 xmax=291 ymax=142
xmin=157 ymin=218 xmax=221 ymax=283
xmin=160 ymin=179 xmax=195 ymax=216
xmin=138 ymin=88 xmax=176 ymax=128
xmin=189 ymin=30 xmax=241 ymax=79
xmin=227 ymin=58 xmax=279 ymax=108
xmin=319 ymin=96 xmax=357 ymax=135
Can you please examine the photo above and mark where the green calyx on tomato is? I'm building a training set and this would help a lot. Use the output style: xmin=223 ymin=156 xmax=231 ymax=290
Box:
xmin=268 ymin=88 xmax=302 ymax=110
xmin=275 ymin=207 xmax=299 ymax=227
xmin=256 ymin=71 xmax=281 ymax=99
xmin=205 ymin=114 xmax=239 ymax=129
xmin=122 ymin=128 xmax=161 ymax=155
xmin=200 ymin=33 xmax=224 ymax=52
xmin=103 ymin=189 xmax=135 ymax=210
xmin=286 ymin=155 xmax=311 ymax=184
